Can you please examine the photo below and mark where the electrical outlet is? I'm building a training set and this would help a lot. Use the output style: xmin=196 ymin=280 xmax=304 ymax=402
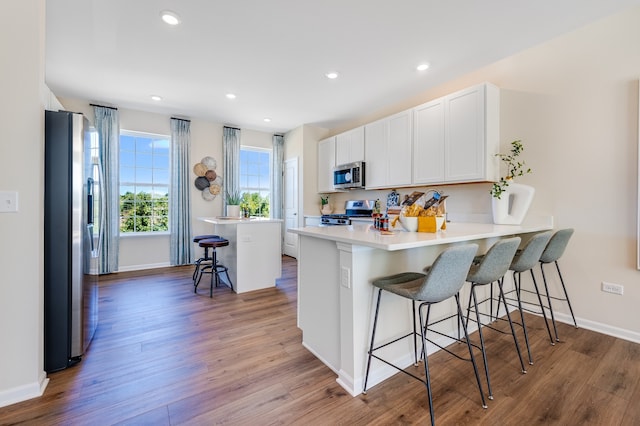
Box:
xmin=341 ymin=266 xmax=351 ymax=289
xmin=602 ymin=282 xmax=624 ymax=295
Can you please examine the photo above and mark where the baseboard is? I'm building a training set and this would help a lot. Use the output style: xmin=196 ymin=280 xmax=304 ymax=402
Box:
xmin=553 ymin=312 xmax=640 ymax=344
xmin=0 ymin=371 xmax=48 ymax=408
xmin=116 ymin=262 xmax=172 ymax=272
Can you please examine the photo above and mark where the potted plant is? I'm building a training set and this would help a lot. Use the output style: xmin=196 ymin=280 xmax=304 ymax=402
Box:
xmin=490 ymin=140 xmax=535 ymax=225
xmin=490 ymin=140 xmax=531 ymax=199
xmin=320 ymin=194 xmax=332 ymax=215
xmin=226 ymin=190 xmax=242 ymax=217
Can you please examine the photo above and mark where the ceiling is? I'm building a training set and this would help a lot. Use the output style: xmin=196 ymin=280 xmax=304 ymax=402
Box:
xmin=45 ymin=0 xmax=640 ymax=134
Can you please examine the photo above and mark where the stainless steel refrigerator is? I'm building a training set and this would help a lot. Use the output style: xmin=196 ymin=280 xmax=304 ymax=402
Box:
xmin=44 ymin=110 xmax=102 ymax=372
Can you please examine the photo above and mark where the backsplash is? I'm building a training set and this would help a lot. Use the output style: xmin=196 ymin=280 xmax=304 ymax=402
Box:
xmin=317 ymin=182 xmax=494 ymax=217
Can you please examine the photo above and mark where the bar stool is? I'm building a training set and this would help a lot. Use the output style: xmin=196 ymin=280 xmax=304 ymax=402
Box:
xmin=194 ymin=237 xmax=233 ymax=297
xmin=539 ymin=228 xmax=577 ymax=342
xmin=192 ymin=234 xmax=220 ymax=283
xmin=363 ymin=244 xmax=486 ymax=426
xmin=463 ymin=237 xmax=526 ymax=401
xmin=501 ymin=231 xmax=554 ymax=365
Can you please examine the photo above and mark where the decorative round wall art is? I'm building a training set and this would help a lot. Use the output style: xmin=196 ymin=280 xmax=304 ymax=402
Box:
xmin=193 ymin=156 xmax=222 ymax=201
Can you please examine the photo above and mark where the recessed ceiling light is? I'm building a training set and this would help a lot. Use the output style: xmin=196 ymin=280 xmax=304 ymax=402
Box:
xmin=226 ymin=93 xmax=236 ymax=99
xmin=151 ymin=95 xmax=162 ymax=101
xmin=263 ymin=118 xmax=272 ymax=123
xmin=160 ymin=10 xmax=181 ymax=26
xmin=416 ymin=63 xmax=430 ymax=71
xmin=325 ymin=72 xmax=339 ymax=79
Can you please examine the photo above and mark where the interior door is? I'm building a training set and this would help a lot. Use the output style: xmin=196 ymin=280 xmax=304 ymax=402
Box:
xmin=283 ymin=157 xmax=299 ymax=258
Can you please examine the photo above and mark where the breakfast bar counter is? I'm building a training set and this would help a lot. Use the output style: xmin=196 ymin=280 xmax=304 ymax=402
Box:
xmin=288 ymin=218 xmax=553 ymax=396
xmin=199 ymin=217 xmax=282 ymax=293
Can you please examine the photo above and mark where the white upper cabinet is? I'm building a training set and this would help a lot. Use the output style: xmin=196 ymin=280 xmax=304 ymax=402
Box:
xmin=413 ymin=82 xmax=499 ymax=185
xmin=335 ymin=126 xmax=365 ymax=166
xmin=317 ymin=137 xmax=336 ymax=193
xmin=413 ymin=98 xmax=445 ymax=184
xmin=365 ymin=110 xmax=412 ymax=189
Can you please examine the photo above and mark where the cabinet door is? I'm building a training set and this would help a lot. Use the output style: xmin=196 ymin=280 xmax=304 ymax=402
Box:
xmin=387 ymin=110 xmax=412 ymax=187
xmin=317 ymin=137 xmax=335 ymax=193
xmin=445 ymin=85 xmax=485 ymax=182
xmin=364 ymin=119 xmax=387 ymax=188
xmin=336 ymin=126 xmax=364 ymax=165
xmin=413 ymin=99 xmax=445 ymax=184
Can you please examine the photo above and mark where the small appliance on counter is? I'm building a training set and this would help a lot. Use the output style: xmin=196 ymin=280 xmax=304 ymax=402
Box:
xmin=321 ymin=200 xmax=376 ymax=225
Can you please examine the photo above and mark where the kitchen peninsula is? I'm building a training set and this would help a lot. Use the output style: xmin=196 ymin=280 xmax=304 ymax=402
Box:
xmin=199 ymin=217 xmax=282 ymax=293
xmin=289 ymin=218 xmax=552 ymax=397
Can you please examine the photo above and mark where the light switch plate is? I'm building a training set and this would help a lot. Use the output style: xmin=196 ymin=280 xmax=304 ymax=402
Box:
xmin=0 ymin=191 xmax=18 ymax=213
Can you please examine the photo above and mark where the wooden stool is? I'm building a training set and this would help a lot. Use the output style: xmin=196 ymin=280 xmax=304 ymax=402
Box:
xmin=194 ymin=237 xmax=233 ymax=297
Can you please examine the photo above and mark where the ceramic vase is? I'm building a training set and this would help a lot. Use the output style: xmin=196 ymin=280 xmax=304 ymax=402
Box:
xmin=321 ymin=204 xmax=332 ymax=215
xmin=226 ymin=205 xmax=240 ymax=217
xmin=492 ymin=183 xmax=535 ymax=225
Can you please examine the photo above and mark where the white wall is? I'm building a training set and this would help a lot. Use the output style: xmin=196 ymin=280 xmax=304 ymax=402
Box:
xmin=325 ymin=8 xmax=640 ymax=341
xmin=0 ymin=0 xmax=48 ymax=407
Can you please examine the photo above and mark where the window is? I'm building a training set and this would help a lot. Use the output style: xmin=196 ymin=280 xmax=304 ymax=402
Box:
xmin=239 ymin=147 xmax=271 ymax=217
xmin=119 ymin=130 xmax=170 ymax=233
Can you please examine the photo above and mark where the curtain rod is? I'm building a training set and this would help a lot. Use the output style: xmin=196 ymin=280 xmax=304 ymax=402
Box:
xmin=89 ymin=103 xmax=117 ymax=110
xmin=171 ymin=117 xmax=191 ymax=122
xmin=224 ymin=125 xmax=241 ymax=131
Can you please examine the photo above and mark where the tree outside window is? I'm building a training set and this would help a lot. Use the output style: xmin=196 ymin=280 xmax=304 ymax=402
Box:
xmin=119 ymin=131 xmax=170 ymax=233
xmin=239 ymin=147 xmax=271 ymax=217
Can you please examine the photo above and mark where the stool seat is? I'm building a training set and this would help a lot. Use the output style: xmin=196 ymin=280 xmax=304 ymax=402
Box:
xmin=198 ymin=237 xmax=229 ymax=248
xmin=194 ymin=237 xmax=233 ymax=297
xmin=194 ymin=234 xmax=219 ymax=242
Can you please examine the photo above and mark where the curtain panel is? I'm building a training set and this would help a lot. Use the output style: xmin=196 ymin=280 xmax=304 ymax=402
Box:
xmin=93 ymin=105 xmax=120 ymax=274
xmin=169 ymin=118 xmax=193 ymax=265
xmin=222 ymin=126 xmax=241 ymax=208
xmin=271 ymin=134 xmax=284 ymax=219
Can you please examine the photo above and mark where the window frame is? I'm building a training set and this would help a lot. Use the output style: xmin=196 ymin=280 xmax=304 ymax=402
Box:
xmin=118 ymin=129 xmax=171 ymax=235
xmin=239 ymin=145 xmax=272 ymax=218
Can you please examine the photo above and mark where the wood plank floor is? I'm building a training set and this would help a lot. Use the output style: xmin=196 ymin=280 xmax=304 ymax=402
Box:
xmin=1 ymin=256 xmax=639 ymax=425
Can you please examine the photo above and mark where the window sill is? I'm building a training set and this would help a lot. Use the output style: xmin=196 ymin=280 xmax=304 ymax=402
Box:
xmin=119 ymin=232 xmax=170 ymax=238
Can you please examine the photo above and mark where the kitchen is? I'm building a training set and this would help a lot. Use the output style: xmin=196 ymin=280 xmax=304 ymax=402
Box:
xmin=2 ymin=0 xmax=640 ymax=422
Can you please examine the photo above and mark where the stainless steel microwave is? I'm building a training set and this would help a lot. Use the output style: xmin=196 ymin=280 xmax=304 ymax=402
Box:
xmin=333 ymin=161 xmax=365 ymax=189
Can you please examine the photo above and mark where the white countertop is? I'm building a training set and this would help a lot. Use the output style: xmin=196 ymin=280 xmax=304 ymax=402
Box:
xmin=289 ymin=219 xmax=553 ymax=251
xmin=198 ymin=216 xmax=283 ymax=225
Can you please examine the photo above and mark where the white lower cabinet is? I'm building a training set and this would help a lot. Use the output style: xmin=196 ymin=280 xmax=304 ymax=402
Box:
xmin=365 ymin=110 xmax=412 ymax=189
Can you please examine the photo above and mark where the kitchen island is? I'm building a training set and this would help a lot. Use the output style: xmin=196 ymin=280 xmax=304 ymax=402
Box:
xmin=288 ymin=218 xmax=553 ymax=396
xmin=199 ymin=217 xmax=282 ymax=293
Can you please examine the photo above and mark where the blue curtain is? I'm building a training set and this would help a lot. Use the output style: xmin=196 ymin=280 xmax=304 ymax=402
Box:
xmin=93 ymin=106 xmax=119 ymax=274
xmin=222 ymin=126 xmax=241 ymax=208
xmin=170 ymin=118 xmax=193 ymax=265
xmin=271 ymin=134 xmax=284 ymax=219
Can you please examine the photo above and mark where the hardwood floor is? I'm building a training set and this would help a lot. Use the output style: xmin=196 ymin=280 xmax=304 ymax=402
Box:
xmin=1 ymin=256 xmax=639 ymax=425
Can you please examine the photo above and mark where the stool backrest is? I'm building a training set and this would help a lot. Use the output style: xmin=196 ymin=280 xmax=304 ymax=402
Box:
xmin=417 ymin=244 xmax=478 ymax=303
xmin=539 ymin=228 xmax=574 ymax=264
xmin=468 ymin=237 xmax=521 ymax=284
xmin=510 ymin=231 xmax=553 ymax=273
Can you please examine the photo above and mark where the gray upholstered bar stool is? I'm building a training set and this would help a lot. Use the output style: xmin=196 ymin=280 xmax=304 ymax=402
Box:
xmin=501 ymin=231 xmax=554 ymax=365
xmin=463 ymin=237 xmax=526 ymax=401
xmin=192 ymin=234 xmax=220 ymax=283
xmin=539 ymin=228 xmax=577 ymax=342
xmin=363 ymin=244 xmax=486 ymax=426
xmin=194 ymin=237 xmax=233 ymax=297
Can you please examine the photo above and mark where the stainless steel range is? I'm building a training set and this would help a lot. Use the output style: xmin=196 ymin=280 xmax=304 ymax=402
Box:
xmin=321 ymin=200 xmax=375 ymax=225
